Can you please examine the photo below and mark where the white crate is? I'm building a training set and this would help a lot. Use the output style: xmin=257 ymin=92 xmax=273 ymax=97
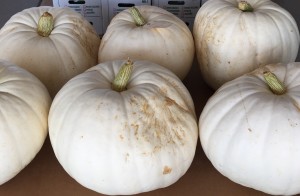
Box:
xmin=152 ymin=0 xmax=201 ymax=30
xmin=100 ymin=0 xmax=151 ymax=33
xmin=52 ymin=0 xmax=108 ymax=36
xmin=107 ymin=0 xmax=151 ymax=21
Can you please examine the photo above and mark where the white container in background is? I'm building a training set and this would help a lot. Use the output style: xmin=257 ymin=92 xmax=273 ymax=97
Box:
xmin=52 ymin=0 xmax=108 ymax=36
xmin=103 ymin=0 xmax=151 ymax=30
xmin=152 ymin=0 xmax=200 ymax=30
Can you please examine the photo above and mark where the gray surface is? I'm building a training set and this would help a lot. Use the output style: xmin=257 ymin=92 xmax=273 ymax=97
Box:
xmin=272 ymin=0 xmax=300 ymax=61
xmin=0 ymin=0 xmax=42 ymax=28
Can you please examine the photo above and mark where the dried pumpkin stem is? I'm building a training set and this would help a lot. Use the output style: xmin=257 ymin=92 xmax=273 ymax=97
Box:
xmin=130 ymin=6 xmax=147 ymax=26
xmin=238 ymin=1 xmax=254 ymax=12
xmin=112 ymin=58 xmax=134 ymax=92
xmin=263 ymin=71 xmax=286 ymax=95
xmin=37 ymin=12 xmax=54 ymax=37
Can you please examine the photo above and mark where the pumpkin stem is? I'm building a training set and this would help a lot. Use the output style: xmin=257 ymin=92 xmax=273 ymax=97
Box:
xmin=263 ymin=71 xmax=286 ymax=95
xmin=130 ymin=6 xmax=147 ymax=26
xmin=37 ymin=12 xmax=54 ymax=37
xmin=238 ymin=1 xmax=254 ymax=12
xmin=112 ymin=58 xmax=134 ymax=92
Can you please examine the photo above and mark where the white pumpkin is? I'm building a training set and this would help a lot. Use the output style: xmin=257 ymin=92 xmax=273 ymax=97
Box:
xmin=199 ymin=62 xmax=300 ymax=195
xmin=193 ymin=0 xmax=300 ymax=90
xmin=49 ymin=59 xmax=198 ymax=195
xmin=98 ymin=5 xmax=195 ymax=80
xmin=0 ymin=6 xmax=101 ymax=97
xmin=0 ymin=60 xmax=51 ymax=185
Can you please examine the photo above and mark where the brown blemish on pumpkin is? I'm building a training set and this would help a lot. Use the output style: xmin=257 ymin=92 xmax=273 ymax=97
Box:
xmin=292 ymin=99 xmax=300 ymax=112
xmin=165 ymin=96 xmax=190 ymax=114
xmin=153 ymin=145 xmax=161 ymax=153
xmin=197 ymin=15 xmax=221 ymax=68
xmin=288 ymin=119 xmax=298 ymax=127
xmin=119 ymin=134 xmax=124 ymax=140
xmin=163 ymin=166 xmax=172 ymax=175
xmin=70 ymin=17 xmax=99 ymax=59
xmin=154 ymin=130 xmax=161 ymax=138
xmin=125 ymin=153 xmax=130 ymax=162
xmin=129 ymin=96 xmax=138 ymax=106
xmin=173 ymin=128 xmax=185 ymax=141
xmin=159 ymin=87 xmax=168 ymax=95
xmin=131 ymin=124 xmax=139 ymax=140
xmin=165 ymin=97 xmax=175 ymax=106
xmin=123 ymin=90 xmax=190 ymax=155
xmin=142 ymin=102 xmax=149 ymax=113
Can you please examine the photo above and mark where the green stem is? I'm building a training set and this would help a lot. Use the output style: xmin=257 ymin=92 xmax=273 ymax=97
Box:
xmin=263 ymin=71 xmax=286 ymax=95
xmin=238 ymin=1 xmax=254 ymax=12
xmin=130 ymin=7 xmax=147 ymax=26
xmin=37 ymin=12 xmax=54 ymax=37
xmin=112 ymin=59 xmax=134 ymax=92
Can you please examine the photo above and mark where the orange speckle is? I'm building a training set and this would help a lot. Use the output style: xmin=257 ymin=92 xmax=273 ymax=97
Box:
xmin=163 ymin=166 xmax=172 ymax=175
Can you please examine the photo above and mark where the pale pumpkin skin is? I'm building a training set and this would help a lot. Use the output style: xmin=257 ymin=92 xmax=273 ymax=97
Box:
xmin=49 ymin=59 xmax=198 ymax=195
xmin=193 ymin=0 xmax=300 ymax=90
xmin=0 ymin=60 xmax=51 ymax=185
xmin=0 ymin=6 xmax=100 ymax=97
xmin=98 ymin=5 xmax=195 ymax=80
xmin=199 ymin=62 xmax=300 ymax=195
